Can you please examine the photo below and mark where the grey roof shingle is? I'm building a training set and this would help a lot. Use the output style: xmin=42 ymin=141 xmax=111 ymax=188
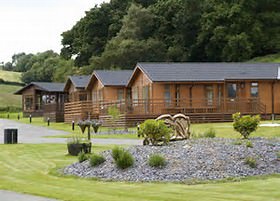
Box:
xmin=69 ymin=76 xmax=91 ymax=88
xmin=137 ymin=62 xmax=280 ymax=82
xmin=94 ymin=70 xmax=133 ymax=86
xmin=15 ymin=82 xmax=65 ymax=94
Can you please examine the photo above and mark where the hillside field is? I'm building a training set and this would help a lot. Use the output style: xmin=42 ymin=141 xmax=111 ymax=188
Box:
xmin=0 ymin=70 xmax=22 ymax=83
xmin=0 ymin=70 xmax=22 ymax=110
xmin=0 ymin=84 xmax=21 ymax=108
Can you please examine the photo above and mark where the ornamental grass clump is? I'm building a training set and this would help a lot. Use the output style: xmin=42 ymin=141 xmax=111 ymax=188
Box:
xmin=232 ymin=112 xmax=260 ymax=139
xmin=203 ymin=128 xmax=216 ymax=138
xmin=90 ymin=154 xmax=105 ymax=167
xmin=77 ymin=151 xmax=90 ymax=163
xmin=246 ymin=140 xmax=253 ymax=148
xmin=148 ymin=154 xmax=166 ymax=168
xmin=111 ymin=146 xmax=134 ymax=169
xmin=112 ymin=146 xmax=123 ymax=161
xmin=245 ymin=157 xmax=257 ymax=168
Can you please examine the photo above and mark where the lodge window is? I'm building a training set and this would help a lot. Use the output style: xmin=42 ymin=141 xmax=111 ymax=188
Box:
xmin=164 ymin=85 xmax=171 ymax=106
xmin=24 ymin=96 xmax=33 ymax=110
xmin=205 ymin=85 xmax=214 ymax=106
xmin=227 ymin=83 xmax=237 ymax=98
xmin=79 ymin=94 xmax=87 ymax=101
xmin=250 ymin=82 xmax=258 ymax=97
xmin=132 ymin=87 xmax=138 ymax=105
xmin=117 ymin=89 xmax=124 ymax=101
xmin=175 ymin=85 xmax=180 ymax=106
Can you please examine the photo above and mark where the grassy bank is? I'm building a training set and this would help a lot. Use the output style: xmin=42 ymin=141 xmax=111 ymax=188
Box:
xmin=0 ymin=143 xmax=279 ymax=201
xmin=0 ymin=84 xmax=22 ymax=109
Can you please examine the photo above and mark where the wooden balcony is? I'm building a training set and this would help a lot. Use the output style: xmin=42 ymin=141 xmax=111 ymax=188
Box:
xmin=99 ymin=98 xmax=266 ymax=115
xmin=64 ymin=98 xmax=266 ymax=124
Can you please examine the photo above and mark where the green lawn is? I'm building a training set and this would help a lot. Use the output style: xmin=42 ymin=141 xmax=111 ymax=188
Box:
xmin=0 ymin=143 xmax=279 ymax=201
xmin=0 ymin=70 xmax=22 ymax=83
xmin=1 ymin=114 xmax=280 ymax=139
xmin=0 ymin=84 xmax=22 ymax=108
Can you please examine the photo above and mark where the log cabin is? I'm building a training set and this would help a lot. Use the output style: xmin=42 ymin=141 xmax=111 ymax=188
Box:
xmin=63 ymin=75 xmax=91 ymax=122
xmin=15 ymin=82 xmax=66 ymax=122
xmin=100 ymin=62 xmax=280 ymax=126
xmin=64 ymin=70 xmax=133 ymax=123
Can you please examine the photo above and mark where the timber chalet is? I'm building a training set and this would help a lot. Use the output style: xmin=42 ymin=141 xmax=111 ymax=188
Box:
xmin=15 ymin=62 xmax=280 ymax=126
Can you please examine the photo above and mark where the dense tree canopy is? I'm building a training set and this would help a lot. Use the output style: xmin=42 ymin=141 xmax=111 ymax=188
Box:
xmin=18 ymin=51 xmax=75 ymax=83
xmin=5 ymin=0 xmax=280 ymax=83
xmin=61 ymin=0 xmax=280 ymax=70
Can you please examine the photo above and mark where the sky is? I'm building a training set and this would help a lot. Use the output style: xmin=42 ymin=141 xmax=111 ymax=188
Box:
xmin=0 ymin=0 xmax=109 ymax=63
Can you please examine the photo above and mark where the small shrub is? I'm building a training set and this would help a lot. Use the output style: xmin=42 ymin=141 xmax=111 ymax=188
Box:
xmin=203 ymin=128 xmax=216 ymax=138
xmin=115 ymin=150 xmax=134 ymax=169
xmin=245 ymin=157 xmax=257 ymax=168
xmin=77 ymin=151 xmax=90 ymax=163
xmin=138 ymin=119 xmax=172 ymax=145
xmin=233 ymin=139 xmax=243 ymax=145
xmin=246 ymin=140 xmax=253 ymax=148
xmin=232 ymin=112 xmax=260 ymax=139
xmin=148 ymin=154 xmax=166 ymax=168
xmin=90 ymin=154 xmax=105 ymax=167
xmin=112 ymin=146 xmax=124 ymax=161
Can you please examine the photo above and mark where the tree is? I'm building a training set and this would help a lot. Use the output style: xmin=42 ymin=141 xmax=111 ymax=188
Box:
xmin=21 ymin=50 xmax=75 ymax=83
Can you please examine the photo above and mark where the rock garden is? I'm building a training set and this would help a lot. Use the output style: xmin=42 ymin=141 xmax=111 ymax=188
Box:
xmin=63 ymin=113 xmax=280 ymax=182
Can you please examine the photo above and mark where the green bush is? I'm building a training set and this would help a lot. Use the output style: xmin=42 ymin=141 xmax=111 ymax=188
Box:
xmin=90 ymin=154 xmax=106 ymax=167
xmin=245 ymin=157 xmax=257 ymax=168
xmin=232 ymin=112 xmax=260 ymax=139
xmin=203 ymin=128 xmax=216 ymax=138
xmin=112 ymin=146 xmax=123 ymax=161
xmin=138 ymin=119 xmax=172 ymax=145
xmin=246 ymin=140 xmax=253 ymax=148
xmin=148 ymin=154 xmax=166 ymax=168
xmin=77 ymin=151 xmax=90 ymax=163
xmin=115 ymin=151 xmax=134 ymax=169
xmin=233 ymin=139 xmax=243 ymax=145
xmin=111 ymin=147 xmax=134 ymax=169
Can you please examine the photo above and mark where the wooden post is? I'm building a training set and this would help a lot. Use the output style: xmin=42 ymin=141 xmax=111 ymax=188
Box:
xmin=87 ymin=125 xmax=91 ymax=141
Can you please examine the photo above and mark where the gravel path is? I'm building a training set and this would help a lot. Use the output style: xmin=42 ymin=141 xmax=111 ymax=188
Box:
xmin=64 ymin=138 xmax=280 ymax=182
xmin=0 ymin=190 xmax=59 ymax=201
xmin=0 ymin=119 xmax=142 ymax=145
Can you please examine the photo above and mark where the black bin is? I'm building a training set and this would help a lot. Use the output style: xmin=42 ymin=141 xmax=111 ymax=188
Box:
xmin=4 ymin=129 xmax=18 ymax=144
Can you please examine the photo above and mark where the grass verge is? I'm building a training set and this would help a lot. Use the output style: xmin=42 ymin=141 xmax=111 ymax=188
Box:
xmin=0 ymin=144 xmax=279 ymax=201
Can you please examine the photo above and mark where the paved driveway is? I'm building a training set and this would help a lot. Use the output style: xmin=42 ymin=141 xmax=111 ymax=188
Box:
xmin=0 ymin=190 xmax=58 ymax=201
xmin=0 ymin=119 xmax=142 ymax=145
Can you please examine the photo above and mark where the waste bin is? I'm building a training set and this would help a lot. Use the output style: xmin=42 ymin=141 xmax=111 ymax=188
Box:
xmin=4 ymin=128 xmax=18 ymax=144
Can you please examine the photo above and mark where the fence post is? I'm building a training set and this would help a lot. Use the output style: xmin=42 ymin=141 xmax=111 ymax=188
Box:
xmin=72 ymin=120 xmax=75 ymax=131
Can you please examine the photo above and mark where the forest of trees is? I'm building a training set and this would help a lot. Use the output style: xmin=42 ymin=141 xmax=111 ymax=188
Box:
xmin=3 ymin=0 xmax=280 ymax=83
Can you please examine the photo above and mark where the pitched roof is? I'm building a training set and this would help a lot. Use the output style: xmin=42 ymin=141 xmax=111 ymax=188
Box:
xmin=68 ymin=75 xmax=91 ymax=88
xmin=15 ymin=82 xmax=65 ymax=95
xmin=93 ymin=70 xmax=133 ymax=86
xmin=136 ymin=62 xmax=280 ymax=82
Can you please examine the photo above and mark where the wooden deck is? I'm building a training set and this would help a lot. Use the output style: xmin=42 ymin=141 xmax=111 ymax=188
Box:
xmin=64 ymin=98 xmax=267 ymax=125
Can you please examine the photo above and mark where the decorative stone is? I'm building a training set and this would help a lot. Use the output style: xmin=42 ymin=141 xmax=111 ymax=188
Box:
xmin=63 ymin=138 xmax=280 ymax=182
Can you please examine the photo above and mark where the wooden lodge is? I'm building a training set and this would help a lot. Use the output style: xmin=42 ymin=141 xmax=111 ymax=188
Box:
xmin=63 ymin=75 xmax=91 ymax=122
xmin=64 ymin=71 xmax=132 ymax=123
xmin=15 ymin=82 xmax=66 ymax=122
xmin=98 ymin=63 xmax=280 ymax=126
xmin=15 ymin=62 xmax=280 ymax=126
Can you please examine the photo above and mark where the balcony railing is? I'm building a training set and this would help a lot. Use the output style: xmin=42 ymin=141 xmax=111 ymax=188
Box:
xmin=64 ymin=98 xmax=266 ymax=122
